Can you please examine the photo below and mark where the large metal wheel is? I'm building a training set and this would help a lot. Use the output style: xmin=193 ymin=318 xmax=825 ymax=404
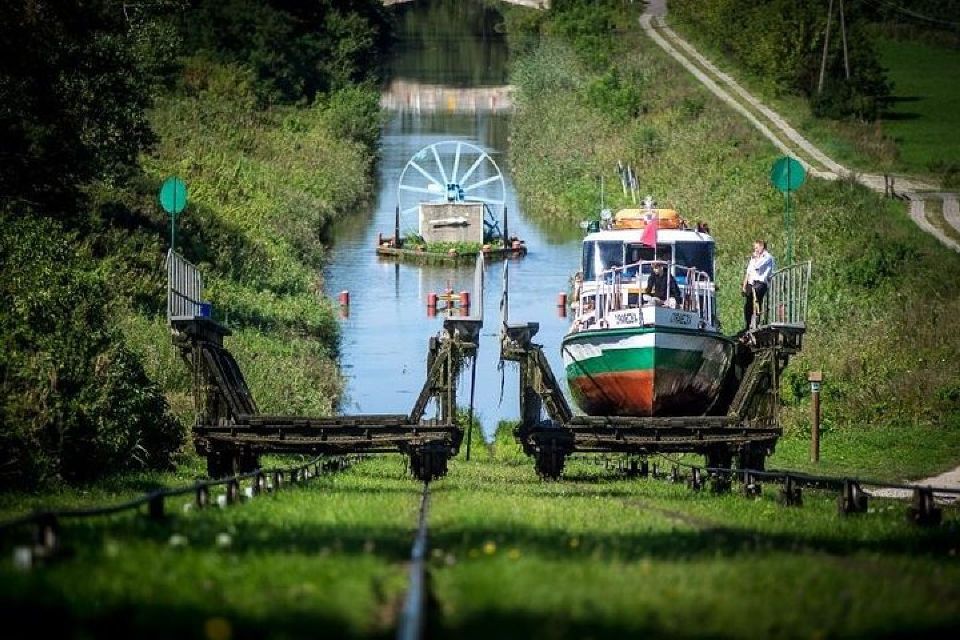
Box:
xmin=397 ymin=140 xmax=505 ymax=230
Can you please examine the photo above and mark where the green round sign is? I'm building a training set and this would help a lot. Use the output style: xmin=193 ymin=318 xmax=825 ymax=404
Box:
xmin=770 ymin=157 xmax=806 ymax=193
xmin=159 ymin=176 xmax=188 ymax=215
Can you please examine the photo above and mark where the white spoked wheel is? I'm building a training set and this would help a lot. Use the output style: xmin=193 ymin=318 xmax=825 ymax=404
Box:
xmin=397 ymin=141 xmax=505 ymax=223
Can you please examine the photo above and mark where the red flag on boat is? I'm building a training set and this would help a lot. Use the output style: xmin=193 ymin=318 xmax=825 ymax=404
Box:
xmin=640 ymin=213 xmax=658 ymax=247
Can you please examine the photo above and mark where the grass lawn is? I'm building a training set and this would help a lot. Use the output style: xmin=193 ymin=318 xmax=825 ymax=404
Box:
xmin=877 ymin=36 xmax=960 ymax=185
xmin=0 ymin=457 xmax=417 ymax=639
xmin=2 ymin=447 xmax=958 ymax=639
xmin=429 ymin=453 xmax=960 ymax=639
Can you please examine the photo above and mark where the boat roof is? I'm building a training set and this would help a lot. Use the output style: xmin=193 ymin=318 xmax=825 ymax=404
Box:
xmin=583 ymin=228 xmax=715 ymax=244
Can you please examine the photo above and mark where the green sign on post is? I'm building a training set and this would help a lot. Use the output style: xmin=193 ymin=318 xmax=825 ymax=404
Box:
xmin=159 ymin=176 xmax=188 ymax=252
xmin=770 ymin=157 xmax=805 ymax=266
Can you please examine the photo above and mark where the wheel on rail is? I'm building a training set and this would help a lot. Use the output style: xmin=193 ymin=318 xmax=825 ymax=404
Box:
xmin=534 ymin=440 xmax=567 ymax=480
xmin=409 ymin=446 xmax=450 ymax=483
xmin=236 ymin=450 xmax=260 ymax=474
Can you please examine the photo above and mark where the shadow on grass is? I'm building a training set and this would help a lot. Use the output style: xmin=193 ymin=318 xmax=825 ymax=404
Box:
xmin=428 ymin=609 xmax=959 ymax=640
xmin=0 ymin=594 xmax=392 ymax=640
xmin=8 ymin=503 xmax=955 ymax=567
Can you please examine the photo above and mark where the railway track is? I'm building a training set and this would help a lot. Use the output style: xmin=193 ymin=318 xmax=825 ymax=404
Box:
xmin=397 ymin=481 xmax=432 ymax=640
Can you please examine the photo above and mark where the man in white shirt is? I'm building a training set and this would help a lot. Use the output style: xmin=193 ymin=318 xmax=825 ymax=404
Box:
xmin=742 ymin=240 xmax=775 ymax=330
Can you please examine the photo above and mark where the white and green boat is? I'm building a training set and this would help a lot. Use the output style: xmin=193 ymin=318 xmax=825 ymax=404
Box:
xmin=563 ymin=205 xmax=734 ymax=417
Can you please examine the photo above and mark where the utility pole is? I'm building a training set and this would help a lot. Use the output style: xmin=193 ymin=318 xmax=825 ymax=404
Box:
xmin=839 ymin=0 xmax=850 ymax=80
xmin=818 ymin=0 xmax=835 ymax=94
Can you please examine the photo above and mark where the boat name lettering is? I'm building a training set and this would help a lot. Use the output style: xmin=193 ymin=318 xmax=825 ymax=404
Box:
xmin=613 ymin=311 xmax=639 ymax=325
xmin=671 ymin=312 xmax=692 ymax=325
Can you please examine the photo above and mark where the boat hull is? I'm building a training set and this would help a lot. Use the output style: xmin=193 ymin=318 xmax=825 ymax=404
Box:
xmin=562 ymin=326 xmax=734 ymax=417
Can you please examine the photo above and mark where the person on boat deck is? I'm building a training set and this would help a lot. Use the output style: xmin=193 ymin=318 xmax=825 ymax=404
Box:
xmin=742 ymin=240 xmax=775 ymax=330
xmin=644 ymin=262 xmax=680 ymax=305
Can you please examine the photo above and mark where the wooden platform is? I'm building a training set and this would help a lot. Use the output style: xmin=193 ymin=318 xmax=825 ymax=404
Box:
xmin=376 ymin=244 xmax=527 ymax=265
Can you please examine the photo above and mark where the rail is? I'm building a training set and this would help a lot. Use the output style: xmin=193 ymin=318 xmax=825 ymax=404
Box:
xmin=166 ymin=249 xmax=204 ymax=323
xmin=577 ymin=453 xmax=957 ymax=525
xmin=0 ymin=456 xmax=355 ymax=564
xmin=397 ymin=482 xmax=431 ymax=640
xmin=760 ymin=261 xmax=812 ymax=328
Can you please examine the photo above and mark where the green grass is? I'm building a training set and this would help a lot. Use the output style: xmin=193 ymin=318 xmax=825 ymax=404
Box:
xmin=430 ymin=450 xmax=960 ymax=639
xmin=771 ymin=415 xmax=960 ymax=482
xmin=877 ymin=36 xmax=960 ymax=187
xmin=0 ymin=457 xmax=417 ymax=639
xmin=3 ymin=451 xmax=959 ymax=639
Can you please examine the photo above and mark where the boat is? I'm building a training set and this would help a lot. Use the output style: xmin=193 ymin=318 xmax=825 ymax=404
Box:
xmin=562 ymin=197 xmax=734 ymax=417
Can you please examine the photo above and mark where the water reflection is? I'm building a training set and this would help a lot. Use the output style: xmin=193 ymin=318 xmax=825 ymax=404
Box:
xmin=323 ymin=0 xmax=583 ymax=436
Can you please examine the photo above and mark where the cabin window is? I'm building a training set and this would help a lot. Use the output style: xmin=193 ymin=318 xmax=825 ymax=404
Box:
xmin=582 ymin=241 xmax=625 ymax=279
xmin=626 ymin=243 xmax=673 ymax=277
xmin=673 ymin=242 xmax=714 ymax=278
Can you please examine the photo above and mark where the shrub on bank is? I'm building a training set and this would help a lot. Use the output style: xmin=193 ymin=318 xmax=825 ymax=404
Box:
xmin=0 ymin=216 xmax=183 ymax=488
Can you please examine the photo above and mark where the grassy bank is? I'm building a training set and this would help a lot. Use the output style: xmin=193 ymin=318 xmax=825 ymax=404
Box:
xmin=875 ymin=36 xmax=960 ymax=186
xmin=667 ymin=7 xmax=960 ymax=187
xmin=505 ymin=0 xmax=960 ymax=478
xmin=125 ymin=69 xmax=383 ymax=422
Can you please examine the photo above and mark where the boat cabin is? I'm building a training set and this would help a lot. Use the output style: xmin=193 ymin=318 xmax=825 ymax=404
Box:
xmin=573 ymin=207 xmax=719 ymax=332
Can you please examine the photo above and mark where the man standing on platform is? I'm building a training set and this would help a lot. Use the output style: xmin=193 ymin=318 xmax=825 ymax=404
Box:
xmin=742 ymin=240 xmax=775 ymax=330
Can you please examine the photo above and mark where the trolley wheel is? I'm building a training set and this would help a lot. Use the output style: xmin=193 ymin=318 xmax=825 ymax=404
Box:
xmin=409 ymin=447 xmax=449 ymax=483
xmin=534 ymin=440 xmax=567 ymax=480
xmin=705 ymin=447 xmax=733 ymax=471
xmin=737 ymin=444 xmax=767 ymax=472
xmin=206 ymin=449 xmax=233 ymax=479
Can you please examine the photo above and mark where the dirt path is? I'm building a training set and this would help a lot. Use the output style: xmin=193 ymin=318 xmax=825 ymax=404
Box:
xmin=640 ymin=1 xmax=960 ymax=252
xmin=868 ymin=466 xmax=960 ymax=502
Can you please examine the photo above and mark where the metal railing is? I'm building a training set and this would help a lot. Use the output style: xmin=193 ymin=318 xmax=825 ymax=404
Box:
xmin=760 ymin=261 xmax=812 ymax=328
xmin=166 ymin=249 xmax=204 ymax=324
xmin=579 ymin=260 xmax=716 ymax=327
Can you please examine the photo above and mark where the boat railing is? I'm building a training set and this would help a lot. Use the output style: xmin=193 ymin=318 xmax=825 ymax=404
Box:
xmin=759 ymin=261 xmax=812 ymax=329
xmin=582 ymin=260 xmax=715 ymax=327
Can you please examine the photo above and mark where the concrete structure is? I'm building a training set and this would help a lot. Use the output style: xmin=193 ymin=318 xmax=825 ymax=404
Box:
xmin=419 ymin=202 xmax=484 ymax=244
xmin=381 ymin=79 xmax=513 ymax=115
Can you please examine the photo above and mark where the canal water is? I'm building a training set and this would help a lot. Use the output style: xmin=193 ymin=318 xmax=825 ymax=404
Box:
xmin=323 ymin=0 xmax=582 ymax=437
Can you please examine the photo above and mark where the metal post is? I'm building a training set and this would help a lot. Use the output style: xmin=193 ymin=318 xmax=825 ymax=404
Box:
xmin=502 ymin=205 xmax=508 ymax=244
xmin=394 ymin=205 xmax=401 ymax=248
xmin=785 ymin=186 xmax=794 ymax=266
xmin=809 ymin=370 xmax=823 ymax=462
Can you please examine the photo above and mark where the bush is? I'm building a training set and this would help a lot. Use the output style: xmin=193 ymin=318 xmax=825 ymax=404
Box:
xmin=0 ymin=215 xmax=183 ymax=488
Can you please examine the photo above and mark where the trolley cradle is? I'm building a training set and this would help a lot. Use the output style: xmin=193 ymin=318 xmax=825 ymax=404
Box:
xmin=500 ymin=320 xmax=806 ymax=479
xmin=167 ymin=250 xmax=481 ymax=482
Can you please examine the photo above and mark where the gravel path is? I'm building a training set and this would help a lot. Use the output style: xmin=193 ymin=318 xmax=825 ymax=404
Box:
xmin=640 ymin=1 xmax=959 ymax=252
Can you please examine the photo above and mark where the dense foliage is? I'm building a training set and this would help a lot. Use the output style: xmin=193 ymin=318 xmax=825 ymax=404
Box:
xmin=0 ymin=0 xmax=387 ymax=487
xmin=670 ymin=0 xmax=891 ymax=121
xmin=506 ymin=0 xmax=960 ymax=435
xmin=0 ymin=217 xmax=183 ymax=487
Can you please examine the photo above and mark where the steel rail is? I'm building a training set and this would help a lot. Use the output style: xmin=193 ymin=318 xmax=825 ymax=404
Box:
xmin=0 ymin=456 xmax=343 ymax=533
xmin=397 ymin=482 xmax=431 ymax=640
xmin=650 ymin=453 xmax=960 ymax=496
